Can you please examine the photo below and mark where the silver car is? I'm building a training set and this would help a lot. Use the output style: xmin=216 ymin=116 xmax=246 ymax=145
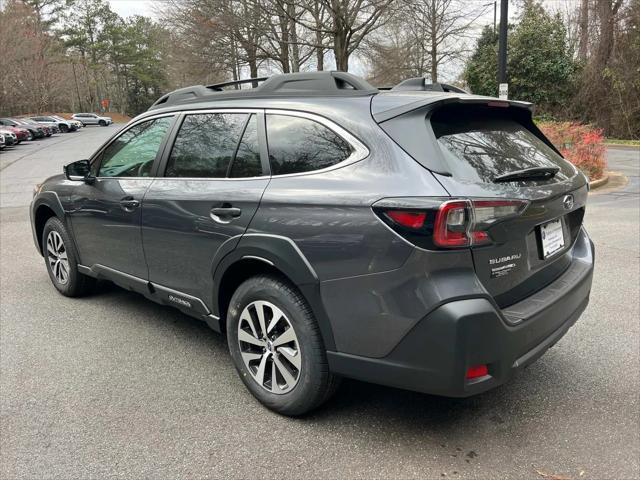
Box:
xmin=30 ymin=116 xmax=77 ymax=133
xmin=71 ymin=113 xmax=113 ymax=126
xmin=50 ymin=115 xmax=84 ymax=130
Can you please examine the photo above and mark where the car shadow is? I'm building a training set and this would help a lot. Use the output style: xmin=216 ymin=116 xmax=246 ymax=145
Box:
xmin=90 ymin=278 xmax=578 ymax=436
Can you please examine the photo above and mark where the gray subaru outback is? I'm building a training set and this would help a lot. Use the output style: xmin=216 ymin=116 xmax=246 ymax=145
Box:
xmin=31 ymin=72 xmax=594 ymax=415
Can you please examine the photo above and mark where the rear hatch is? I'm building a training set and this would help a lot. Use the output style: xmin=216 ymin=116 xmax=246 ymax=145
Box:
xmin=374 ymin=96 xmax=588 ymax=308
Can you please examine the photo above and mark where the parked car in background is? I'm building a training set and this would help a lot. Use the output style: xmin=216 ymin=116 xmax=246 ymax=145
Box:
xmin=71 ymin=112 xmax=113 ymax=126
xmin=51 ymin=115 xmax=83 ymax=130
xmin=0 ymin=128 xmax=17 ymax=146
xmin=30 ymin=115 xmax=77 ymax=133
xmin=0 ymin=118 xmax=45 ymax=139
xmin=0 ymin=125 xmax=30 ymax=142
xmin=17 ymin=118 xmax=55 ymax=136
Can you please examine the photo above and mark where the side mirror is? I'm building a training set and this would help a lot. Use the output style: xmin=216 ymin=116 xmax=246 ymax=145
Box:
xmin=64 ymin=159 xmax=95 ymax=183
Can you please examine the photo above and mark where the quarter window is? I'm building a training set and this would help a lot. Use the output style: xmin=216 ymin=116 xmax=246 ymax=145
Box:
xmin=98 ymin=116 xmax=172 ymax=178
xmin=166 ymin=113 xmax=248 ymax=178
xmin=266 ymin=114 xmax=352 ymax=175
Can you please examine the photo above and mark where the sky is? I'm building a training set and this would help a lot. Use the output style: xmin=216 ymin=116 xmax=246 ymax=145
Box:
xmin=108 ymin=0 xmax=156 ymax=19
xmin=106 ymin=0 xmax=580 ymax=82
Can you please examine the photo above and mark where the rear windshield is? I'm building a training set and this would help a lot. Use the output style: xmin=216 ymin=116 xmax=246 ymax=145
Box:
xmin=431 ymin=106 xmax=574 ymax=183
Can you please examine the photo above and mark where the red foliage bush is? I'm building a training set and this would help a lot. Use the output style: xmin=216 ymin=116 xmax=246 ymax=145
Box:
xmin=538 ymin=121 xmax=607 ymax=180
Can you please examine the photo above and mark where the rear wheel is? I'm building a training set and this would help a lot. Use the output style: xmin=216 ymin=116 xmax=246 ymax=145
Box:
xmin=226 ymin=275 xmax=339 ymax=416
xmin=42 ymin=217 xmax=95 ymax=297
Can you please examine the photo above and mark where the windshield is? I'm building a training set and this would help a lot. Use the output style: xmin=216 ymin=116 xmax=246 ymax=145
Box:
xmin=431 ymin=106 xmax=575 ymax=184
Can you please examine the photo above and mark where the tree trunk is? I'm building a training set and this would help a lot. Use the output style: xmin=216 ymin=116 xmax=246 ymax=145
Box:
xmin=279 ymin=10 xmax=291 ymax=73
xmin=316 ymin=32 xmax=324 ymax=70
xmin=248 ymin=48 xmax=259 ymax=86
xmin=334 ymin=29 xmax=349 ymax=71
xmin=578 ymin=0 xmax=589 ymax=60
xmin=595 ymin=0 xmax=616 ymax=69
xmin=430 ymin=0 xmax=438 ymax=82
xmin=289 ymin=8 xmax=300 ymax=72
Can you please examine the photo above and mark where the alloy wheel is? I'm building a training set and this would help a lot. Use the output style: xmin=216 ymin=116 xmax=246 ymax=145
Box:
xmin=237 ymin=300 xmax=301 ymax=394
xmin=46 ymin=231 xmax=70 ymax=285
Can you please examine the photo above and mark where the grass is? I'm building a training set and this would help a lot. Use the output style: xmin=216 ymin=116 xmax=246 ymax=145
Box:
xmin=605 ymin=138 xmax=640 ymax=146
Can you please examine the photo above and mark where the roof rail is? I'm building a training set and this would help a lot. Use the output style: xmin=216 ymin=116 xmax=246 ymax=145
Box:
xmin=148 ymin=71 xmax=378 ymax=110
xmin=391 ymin=77 xmax=469 ymax=94
xmin=206 ymin=77 xmax=268 ymax=91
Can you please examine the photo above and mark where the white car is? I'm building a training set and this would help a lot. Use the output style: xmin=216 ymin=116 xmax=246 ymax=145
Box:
xmin=30 ymin=116 xmax=77 ymax=133
xmin=71 ymin=113 xmax=113 ymax=126
xmin=0 ymin=129 xmax=17 ymax=146
xmin=51 ymin=115 xmax=84 ymax=129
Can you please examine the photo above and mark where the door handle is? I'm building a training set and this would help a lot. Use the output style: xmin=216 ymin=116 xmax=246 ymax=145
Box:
xmin=210 ymin=206 xmax=242 ymax=223
xmin=120 ymin=196 xmax=140 ymax=211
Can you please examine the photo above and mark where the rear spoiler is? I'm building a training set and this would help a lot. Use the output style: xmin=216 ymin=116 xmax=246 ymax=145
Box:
xmin=373 ymin=96 xmax=533 ymax=123
xmin=374 ymin=97 xmax=559 ymax=177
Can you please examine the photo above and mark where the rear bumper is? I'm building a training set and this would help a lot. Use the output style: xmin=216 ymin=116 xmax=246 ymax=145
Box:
xmin=327 ymin=227 xmax=594 ymax=397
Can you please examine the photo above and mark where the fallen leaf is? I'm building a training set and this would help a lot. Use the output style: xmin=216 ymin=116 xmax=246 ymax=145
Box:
xmin=534 ymin=467 xmax=573 ymax=480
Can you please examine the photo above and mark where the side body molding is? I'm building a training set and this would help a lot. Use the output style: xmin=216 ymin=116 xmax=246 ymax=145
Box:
xmin=211 ymin=233 xmax=336 ymax=350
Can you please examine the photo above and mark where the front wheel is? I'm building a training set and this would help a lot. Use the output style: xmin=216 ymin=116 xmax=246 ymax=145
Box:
xmin=42 ymin=217 xmax=95 ymax=297
xmin=98 ymin=120 xmax=106 ymax=126
xmin=226 ymin=275 xmax=339 ymax=416
xmin=60 ymin=124 xmax=69 ymax=133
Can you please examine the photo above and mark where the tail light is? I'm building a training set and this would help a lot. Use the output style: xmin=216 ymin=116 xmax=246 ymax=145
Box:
xmin=375 ymin=198 xmax=528 ymax=249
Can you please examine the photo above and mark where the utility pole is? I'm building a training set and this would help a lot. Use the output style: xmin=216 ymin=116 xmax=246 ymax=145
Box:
xmin=497 ymin=0 xmax=508 ymax=99
xmin=493 ymin=1 xmax=497 ymax=34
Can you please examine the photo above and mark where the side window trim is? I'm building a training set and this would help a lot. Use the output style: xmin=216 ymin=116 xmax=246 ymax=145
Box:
xmin=155 ymin=112 xmax=185 ymax=177
xmin=90 ymin=113 xmax=176 ymax=179
xmin=157 ymin=108 xmax=268 ymax=179
xmin=225 ymin=114 xmax=252 ymax=178
xmin=264 ymin=109 xmax=369 ymax=178
xmin=257 ymin=112 xmax=271 ymax=176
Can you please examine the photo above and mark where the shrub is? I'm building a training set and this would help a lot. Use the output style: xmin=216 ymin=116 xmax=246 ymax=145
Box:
xmin=538 ymin=121 xmax=607 ymax=180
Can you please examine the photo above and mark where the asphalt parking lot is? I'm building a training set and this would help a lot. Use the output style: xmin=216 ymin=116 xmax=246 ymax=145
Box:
xmin=1 ymin=129 xmax=638 ymax=479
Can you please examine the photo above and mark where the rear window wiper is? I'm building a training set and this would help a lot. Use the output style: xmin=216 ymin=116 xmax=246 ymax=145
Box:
xmin=493 ymin=166 xmax=559 ymax=183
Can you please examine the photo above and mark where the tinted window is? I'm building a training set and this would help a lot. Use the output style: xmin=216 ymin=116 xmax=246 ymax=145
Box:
xmin=431 ymin=107 xmax=574 ymax=183
xmin=266 ymin=115 xmax=352 ymax=175
xmin=229 ymin=114 xmax=262 ymax=178
xmin=166 ymin=113 xmax=248 ymax=178
xmin=98 ymin=117 xmax=172 ymax=178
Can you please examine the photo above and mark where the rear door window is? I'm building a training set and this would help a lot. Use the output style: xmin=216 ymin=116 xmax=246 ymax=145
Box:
xmin=266 ymin=114 xmax=352 ymax=175
xmin=166 ymin=113 xmax=248 ymax=178
xmin=431 ymin=106 xmax=574 ymax=183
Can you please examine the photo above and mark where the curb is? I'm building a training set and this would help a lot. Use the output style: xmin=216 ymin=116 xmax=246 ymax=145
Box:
xmin=589 ymin=174 xmax=609 ymax=190
xmin=605 ymin=143 xmax=640 ymax=151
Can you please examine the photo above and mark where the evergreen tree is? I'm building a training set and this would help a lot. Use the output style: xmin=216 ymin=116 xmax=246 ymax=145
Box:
xmin=464 ymin=25 xmax=499 ymax=97
xmin=464 ymin=1 xmax=577 ymax=116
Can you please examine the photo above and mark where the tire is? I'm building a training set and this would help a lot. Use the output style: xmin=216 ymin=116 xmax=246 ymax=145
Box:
xmin=42 ymin=217 xmax=95 ymax=297
xmin=60 ymin=124 xmax=69 ymax=133
xmin=98 ymin=120 xmax=106 ymax=126
xmin=227 ymin=275 xmax=339 ymax=416
xmin=26 ymin=131 xmax=33 ymax=141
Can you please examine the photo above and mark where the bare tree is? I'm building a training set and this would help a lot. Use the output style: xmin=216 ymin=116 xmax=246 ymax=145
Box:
xmin=364 ymin=0 xmax=487 ymax=84
xmin=289 ymin=0 xmax=395 ymax=71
